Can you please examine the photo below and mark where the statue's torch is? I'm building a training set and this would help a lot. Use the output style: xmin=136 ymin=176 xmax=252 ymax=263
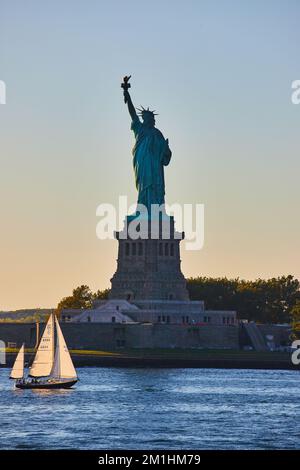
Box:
xmin=121 ymin=75 xmax=131 ymax=103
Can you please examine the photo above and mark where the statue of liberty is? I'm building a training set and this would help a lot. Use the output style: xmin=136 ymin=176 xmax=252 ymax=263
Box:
xmin=121 ymin=76 xmax=172 ymax=215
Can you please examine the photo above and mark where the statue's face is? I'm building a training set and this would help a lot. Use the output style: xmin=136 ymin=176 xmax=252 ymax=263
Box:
xmin=143 ymin=114 xmax=155 ymax=128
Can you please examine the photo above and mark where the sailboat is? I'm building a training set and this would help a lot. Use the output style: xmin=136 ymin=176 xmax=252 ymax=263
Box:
xmin=10 ymin=313 xmax=78 ymax=389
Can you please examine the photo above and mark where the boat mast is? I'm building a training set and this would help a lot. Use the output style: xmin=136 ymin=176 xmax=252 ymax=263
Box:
xmin=52 ymin=311 xmax=55 ymax=365
xmin=29 ymin=313 xmax=55 ymax=377
xmin=52 ymin=315 xmax=77 ymax=379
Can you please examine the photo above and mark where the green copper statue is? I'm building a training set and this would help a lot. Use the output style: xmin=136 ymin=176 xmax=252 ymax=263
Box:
xmin=122 ymin=76 xmax=172 ymax=214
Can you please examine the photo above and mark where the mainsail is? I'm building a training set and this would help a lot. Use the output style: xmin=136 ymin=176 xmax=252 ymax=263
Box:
xmin=29 ymin=314 xmax=54 ymax=377
xmin=50 ymin=316 xmax=77 ymax=379
xmin=10 ymin=343 xmax=24 ymax=379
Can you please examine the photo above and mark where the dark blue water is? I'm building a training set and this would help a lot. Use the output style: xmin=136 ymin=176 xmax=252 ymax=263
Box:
xmin=0 ymin=368 xmax=299 ymax=449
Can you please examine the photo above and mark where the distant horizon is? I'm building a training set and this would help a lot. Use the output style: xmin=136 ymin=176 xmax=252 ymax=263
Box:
xmin=0 ymin=272 xmax=298 ymax=312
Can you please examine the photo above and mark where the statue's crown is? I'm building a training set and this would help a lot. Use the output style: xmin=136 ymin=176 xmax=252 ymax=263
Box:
xmin=136 ymin=106 xmax=158 ymax=119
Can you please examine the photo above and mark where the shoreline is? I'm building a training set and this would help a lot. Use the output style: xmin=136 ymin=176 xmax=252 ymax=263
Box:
xmin=2 ymin=349 xmax=299 ymax=371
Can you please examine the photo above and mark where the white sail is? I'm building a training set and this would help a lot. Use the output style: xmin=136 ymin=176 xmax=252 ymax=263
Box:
xmin=51 ymin=316 xmax=77 ymax=379
xmin=29 ymin=314 xmax=54 ymax=377
xmin=10 ymin=344 xmax=24 ymax=379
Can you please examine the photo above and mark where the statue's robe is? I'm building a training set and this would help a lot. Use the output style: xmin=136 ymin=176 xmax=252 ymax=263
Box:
xmin=131 ymin=116 xmax=172 ymax=213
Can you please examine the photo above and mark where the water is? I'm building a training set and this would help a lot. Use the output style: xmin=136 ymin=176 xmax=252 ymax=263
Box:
xmin=0 ymin=368 xmax=299 ymax=449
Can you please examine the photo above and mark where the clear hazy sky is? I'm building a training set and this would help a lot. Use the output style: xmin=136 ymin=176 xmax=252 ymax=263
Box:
xmin=0 ymin=0 xmax=299 ymax=310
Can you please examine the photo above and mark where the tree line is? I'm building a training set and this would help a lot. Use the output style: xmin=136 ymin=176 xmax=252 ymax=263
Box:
xmin=57 ymin=275 xmax=300 ymax=325
xmin=187 ymin=275 xmax=299 ymax=324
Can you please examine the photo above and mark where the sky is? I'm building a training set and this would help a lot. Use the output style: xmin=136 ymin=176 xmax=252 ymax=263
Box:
xmin=0 ymin=0 xmax=299 ymax=310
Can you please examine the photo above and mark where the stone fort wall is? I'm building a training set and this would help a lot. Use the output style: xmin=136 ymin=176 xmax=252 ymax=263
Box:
xmin=0 ymin=322 xmax=239 ymax=350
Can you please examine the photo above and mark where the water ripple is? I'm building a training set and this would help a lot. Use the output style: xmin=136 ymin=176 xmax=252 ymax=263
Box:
xmin=0 ymin=367 xmax=299 ymax=449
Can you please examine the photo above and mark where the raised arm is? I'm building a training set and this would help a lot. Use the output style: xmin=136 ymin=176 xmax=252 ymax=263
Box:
xmin=121 ymin=76 xmax=137 ymax=121
xmin=124 ymin=89 xmax=137 ymax=121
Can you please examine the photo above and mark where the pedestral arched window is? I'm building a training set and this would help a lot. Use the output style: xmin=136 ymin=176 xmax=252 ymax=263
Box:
xmin=126 ymin=291 xmax=134 ymax=301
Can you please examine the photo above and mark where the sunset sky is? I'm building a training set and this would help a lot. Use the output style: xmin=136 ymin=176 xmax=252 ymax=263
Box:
xmin=0 ymin=0 xmax=299 ymax=310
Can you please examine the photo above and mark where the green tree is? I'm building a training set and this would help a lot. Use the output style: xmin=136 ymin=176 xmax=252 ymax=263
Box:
xmin=56 ymin=285 xmax=111 ymax=318
xmin=93 ymin=288 xmax=110 ymax=300
xmin=291 ymin=300 xmax=300 ymax=339
xmin=57 ymin=285 xmax=94 ymax=315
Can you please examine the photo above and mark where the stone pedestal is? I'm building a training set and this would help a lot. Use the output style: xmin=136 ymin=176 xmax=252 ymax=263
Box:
xmin=110 ymin=214 xmax=189 ymax=301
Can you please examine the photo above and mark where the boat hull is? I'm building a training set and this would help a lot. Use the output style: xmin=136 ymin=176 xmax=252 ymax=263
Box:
xmin=15 ymin=379 xmax=77 ymax=390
